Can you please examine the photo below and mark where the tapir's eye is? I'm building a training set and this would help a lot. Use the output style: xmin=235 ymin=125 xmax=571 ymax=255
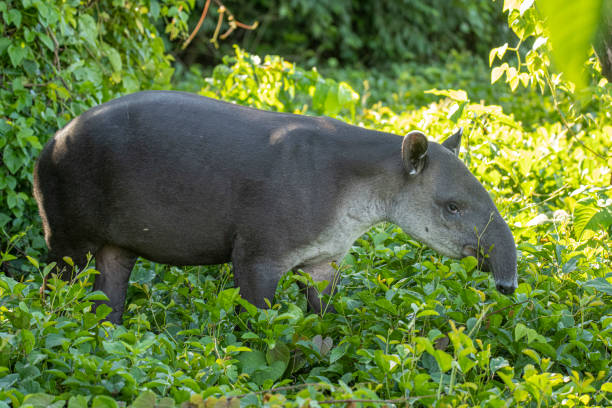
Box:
xmin=446 ymin=202 xmax=460 ymax=214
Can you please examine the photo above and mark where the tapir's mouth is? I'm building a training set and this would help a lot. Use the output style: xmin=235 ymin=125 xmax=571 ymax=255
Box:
xmin=462 ymin=244 xmax=516 ymax=295
xmin=462 ymin=245 xmax=491 ymax=272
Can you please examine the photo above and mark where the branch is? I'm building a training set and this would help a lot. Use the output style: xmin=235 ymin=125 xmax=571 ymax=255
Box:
xmin=45 ymin=27 xmax=71 ymax=91
xmin=182 ymin=0 xmax=212 ymax=50
xmin=182 ymin=0 xmax=258 ymax=50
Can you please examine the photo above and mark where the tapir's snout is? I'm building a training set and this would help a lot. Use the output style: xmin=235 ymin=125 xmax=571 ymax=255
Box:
xmin=461 ymin=216 xmax=518 ymax=296
xmin=496 ymin=282 xmax=516 ymax=295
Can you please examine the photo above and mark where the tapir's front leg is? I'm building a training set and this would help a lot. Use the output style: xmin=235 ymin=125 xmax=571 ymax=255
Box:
xmin=233 ymin=261 xmax=286 ymax=308
xmin=231 ymin=238 xmax=287 ymax=308
xmin=93 ymin=245 xmax=137 ymax=324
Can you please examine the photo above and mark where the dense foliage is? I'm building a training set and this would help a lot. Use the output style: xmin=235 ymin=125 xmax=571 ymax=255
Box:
xmin=1 ymin=0 xmax=611 ymax=407
xmin=0 ymin=0 xmax=191 ymax=263
xmin=176 ymin=0 xmax=508 ymax=66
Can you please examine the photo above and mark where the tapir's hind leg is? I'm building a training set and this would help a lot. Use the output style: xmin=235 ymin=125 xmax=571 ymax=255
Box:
xmin=41 ymin=238 xmax=100 ymax=300
xmin=299 ymin=262 xmax=339 ymax=314
xmin=93 ymin=245 xmax=137 ymax=324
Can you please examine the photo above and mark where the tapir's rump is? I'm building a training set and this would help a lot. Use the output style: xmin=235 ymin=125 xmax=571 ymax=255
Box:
xmin=34 ymin=90 xmax=517 ymax=324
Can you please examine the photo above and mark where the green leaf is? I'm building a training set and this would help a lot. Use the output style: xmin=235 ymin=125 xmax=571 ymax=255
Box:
xmin=21 ymin=329 xmax=36 ymax=354
xmin=0 ymin=373 xmax=19 ymax=389
xmin=573 ymin=201 xmax=612 ymax=238
xmin=491 ymin=64 xmax=507 ymax=84
xmin=104 ymin=46 xmax=122 ymax=73
xmin=324 ymin=83 xmax=340 ymax=116
xmin=489 ymin=43 xmax=509 ymax=66
xmin=514 ymin=322 xmax=546 ymax=344
xmin=490 ymin=357 xmax=509 ymax=374
xmin=425 ymin=88 xmax=469 ymax=102
xmin=45 ymin=333 xmax=69 ymax=349
xmin=266 ymin=342 xmax=290 ymax=367
xmin=38 ymin=32 xmax=54 ymax=51
xmin=337 ymin=81 xmax=358 ymax=108
xmin=78 ymin=14 xmax=98 ymax=48
xmin=7 ymin=9 xmax=21 ymax=27
xmin=102 ymin=340 xmax=127 ymax=355
xmin=433 ymin=349 xmax=453 ymax=372
xmin=92 ymin=395 xmax=118 ymax=408
xmin=7 ymin=43 xmax=28 ymax=68
xmin=251 ymin=360 xmax=286 ymax=385
xmin=237 ymin=350 xmax=266 ymax=375
xmin=503 ymin=0 xmax=522 ymax=12
xmin=22 ymin=393 xmax=55 ymax=408
xmin=0 ymin=37 xmax=10 ymax=55
xmin=67 ymin=395 xmax=89 ymax=408
xmin=582 ymin=277 xmax=612 ymax=295
xmin=330 ymin=342 xmax=350 ymax=363
xmin=538 ymin=0 xmax=603 ymax=89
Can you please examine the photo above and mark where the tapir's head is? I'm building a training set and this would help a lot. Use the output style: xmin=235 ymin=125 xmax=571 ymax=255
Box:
xmin=389 ymin=129 xmax=517 ymax=295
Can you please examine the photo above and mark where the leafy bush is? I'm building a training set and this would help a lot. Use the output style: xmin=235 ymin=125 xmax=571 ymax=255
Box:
xmin=1 ymin=1 xmax=611 ymax=407
xmin=2 ymin=44 xmax=611 ymax=406
xmin=0 ymin=0 xmax=191 ymax=265
xmin=178 ymin=0 xmax=509 ymax=65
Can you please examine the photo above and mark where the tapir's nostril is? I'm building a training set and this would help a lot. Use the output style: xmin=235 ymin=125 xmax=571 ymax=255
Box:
xmin=496 ymin=283 xmax=516 ymax=295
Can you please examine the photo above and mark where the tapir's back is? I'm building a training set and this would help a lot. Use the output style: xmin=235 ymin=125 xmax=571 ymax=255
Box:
xmin=34 ymin=91 xmax=399 ymax=266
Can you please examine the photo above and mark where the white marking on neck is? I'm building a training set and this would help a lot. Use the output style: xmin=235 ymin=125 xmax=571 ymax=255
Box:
xmin=286 ymin=179 xmax=390 ymax=267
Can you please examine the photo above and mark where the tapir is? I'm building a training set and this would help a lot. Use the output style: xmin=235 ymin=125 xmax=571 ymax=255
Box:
xmin=33 ymin=90 xmax=517 ymax=324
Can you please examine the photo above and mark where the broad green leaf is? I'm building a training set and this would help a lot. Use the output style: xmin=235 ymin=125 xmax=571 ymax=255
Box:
xmin=330 ymin=341 xmax=350 ymax=363
xmin=489 ymin=43 xmax=509 ymax=66
xmin=78 ymin=14 xmax=98 ymax=48
xmin=573 ymin=201 xmax=612 ymax=238
xmin=324 ymin=83 xmax=340 ymax=116
xmin=425 ymin=88 xmax=468 ymax=102
xmin=26 ymin=255 xmax=39 ymax=269
xmin=538 ymin=0 xmax=603 ymax=89
xmin=514 ymin=323 xmax=529 ymax=342
xmin=0 ymin=373 xmax=19 ymax=389
xmin=45 ymin=333 xmax=69 ymax=349
xmin=105 ymin=46 xmax=122 ymax=73
xmin=102 ymin=340 xmax=127 ymax=355
xmin=92 ymin=395 xmax=118 ymax=408
xmin=21 ymin=329 xmax=36 ymax=354
xmin=491 ymin=65 xmax=506 ymax=83
xmin=503 ymin=0 xmax=522 ymax=12
xmin=490 ymin=357 xmax=509 ymax=374
xmin=7 ymin=9 xmax=22 ymax=28
xmin=22 ymin=393 xmax=55 ymax=408
xmin=582 ymin=277 xmax=612 ymax=295
xmin=251 ymin=360 xmax=286 ymax=385
xmin=433 ymin=349 xmax=453 ymax=372
xmin=522 ymin=348 xmax=541 ymax=364
xmin=0 ymin=37 xmax=10 ymax=54
xmin=237 ymin=349 xmax=266 ymax=375
xmin=67 ymin=395 xmax=89 ymax=408
xmin=7 ymin=43 xmax=28 ymax=68
xmin=266 ymin=342 xmax=290 ymax=366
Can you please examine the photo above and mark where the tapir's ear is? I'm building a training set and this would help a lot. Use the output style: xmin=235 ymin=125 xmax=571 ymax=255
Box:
xmin=401 ymin=131 xmax=428 ymax=176
xmin=441 ymin=127 xmax=463 ymax=156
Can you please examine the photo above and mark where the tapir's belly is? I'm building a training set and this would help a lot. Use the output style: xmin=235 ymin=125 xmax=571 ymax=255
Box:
xmin=107 ymin=217 xmax=234 ymax=266
xmin=100 ymin=179 xmax=235 ymax=266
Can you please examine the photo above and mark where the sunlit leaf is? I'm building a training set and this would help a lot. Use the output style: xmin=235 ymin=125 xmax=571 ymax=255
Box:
xmin=538 ymin=0 xmax=603 ymax=88
xmin=573 ymin=200 xmax=612 ymax=238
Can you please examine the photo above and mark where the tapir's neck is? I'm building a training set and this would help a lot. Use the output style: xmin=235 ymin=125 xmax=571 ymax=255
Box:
xmin=334 ymin=132 xmax=407 ymax=230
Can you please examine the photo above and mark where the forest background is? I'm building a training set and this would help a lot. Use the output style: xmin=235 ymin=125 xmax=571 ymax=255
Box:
xmin=0 ymin=0 xmax=611 ymax=407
